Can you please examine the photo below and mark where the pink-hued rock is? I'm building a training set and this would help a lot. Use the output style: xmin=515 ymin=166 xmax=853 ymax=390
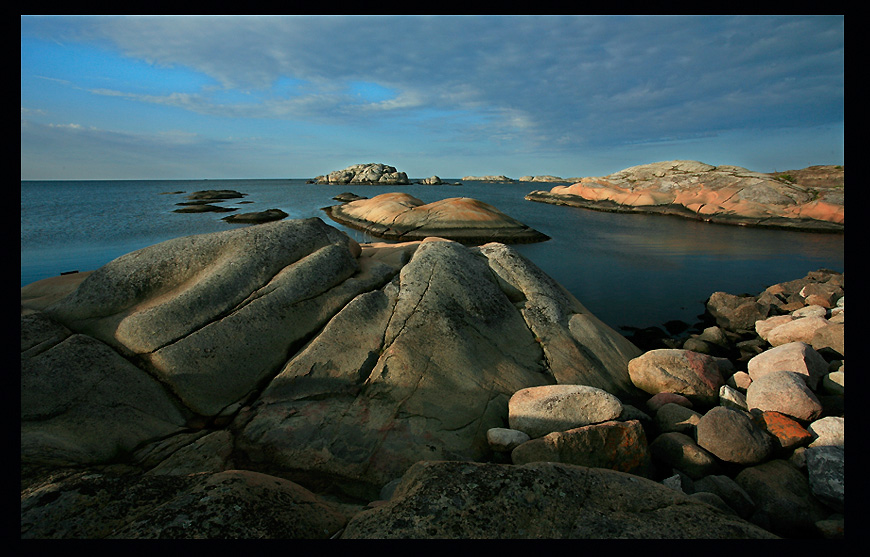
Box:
xmin=746 ymin=370 xmax=823 ymax=422
xmin=525 ymin=161 xmax=844 ymax=232
xmin=747 ymin=342 xmax=828 ymax=390
xmin=628 ymin=349 xmax=724 ymax=406
xmin=325 ymin=192 xmax=550 ymax=244
xmin=765 ymin=317 xmax=830 ymax=347
xmin=508 ymin=384 xmax=624 ymax=439
xmin=510 ymin=419 xmax=651 ymax=477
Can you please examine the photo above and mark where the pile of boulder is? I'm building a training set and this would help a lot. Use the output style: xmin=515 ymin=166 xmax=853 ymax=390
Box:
xmin=478 ymin=268 xmax=844 ymax=539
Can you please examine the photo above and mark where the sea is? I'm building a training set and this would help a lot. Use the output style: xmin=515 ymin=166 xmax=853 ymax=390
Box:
xmin=20 ymin=178 xmax=845 ymax=335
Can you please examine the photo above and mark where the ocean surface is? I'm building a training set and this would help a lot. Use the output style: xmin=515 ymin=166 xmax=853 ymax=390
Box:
xmin=20 ymin=178 xmax=845 ymax=334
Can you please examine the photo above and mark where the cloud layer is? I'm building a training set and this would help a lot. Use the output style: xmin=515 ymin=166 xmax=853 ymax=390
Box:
xmin=21 ymin=15 xmax=844 ymax=179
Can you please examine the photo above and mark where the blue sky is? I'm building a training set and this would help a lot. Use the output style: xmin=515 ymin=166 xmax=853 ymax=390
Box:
xmin=21 ymin=15 xmax=844 ymax=180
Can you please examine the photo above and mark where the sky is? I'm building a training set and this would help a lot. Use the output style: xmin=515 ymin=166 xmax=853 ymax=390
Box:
xmin=20 ymin=15 xmax=844 ymax=181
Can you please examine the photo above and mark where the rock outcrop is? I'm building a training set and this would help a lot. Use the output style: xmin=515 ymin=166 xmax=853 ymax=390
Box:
xmin=525 ymin=161 xmax=844 ymax=232
xmin=314 ymin=163 xmax=409 ymax=185
xmin=22 ymin=219 xmax=640 ymax=501
xmin=324 ymin=192 xmax=551 ymax=244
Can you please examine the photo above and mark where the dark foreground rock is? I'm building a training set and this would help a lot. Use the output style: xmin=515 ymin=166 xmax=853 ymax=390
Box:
xmin=526 ymin=161 xmax=843 ymax=232
xmin=324 ymin=191 xmax=550 ymax=244
xmin=339 ymin=461 xmax=777 ymax=538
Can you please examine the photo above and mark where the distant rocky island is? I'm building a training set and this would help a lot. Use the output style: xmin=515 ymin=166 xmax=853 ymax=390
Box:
xmin=526 ymin=161 xmax=844 ymax=232
xmin=314 ymin=163 xmax=410 ymax=185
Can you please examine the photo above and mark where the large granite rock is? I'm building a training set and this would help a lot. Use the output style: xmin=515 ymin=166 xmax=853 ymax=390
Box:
xmin=339 ymin=461 xmax=777 ymax=538
xmin=24 ymin=219 xmax=642 ymax=501
xmin=324 ymin=192 xmax=550 ymax=244
xmin=526 ymin=161 xmax=844 ymax=232
xmin=314 ymin=163 xmax=409 ymax=185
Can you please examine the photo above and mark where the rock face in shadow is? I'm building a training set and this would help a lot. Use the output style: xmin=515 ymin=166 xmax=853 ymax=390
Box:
xmin=526 ymin=161 xmax=843 ymax=232
xmin=324 ymin=192 xmax=550 ymax=244
xmin=23 ymin=218 xmax=641 ymax=502
xmin=339 ymin=461 xmax=778 ymax=538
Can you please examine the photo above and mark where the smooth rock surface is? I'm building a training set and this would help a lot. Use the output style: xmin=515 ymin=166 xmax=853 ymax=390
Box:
xmin=324 ymin=192 xmax=550 ymax=244
xmin=507 ymin=384 xmax=624 ymax=439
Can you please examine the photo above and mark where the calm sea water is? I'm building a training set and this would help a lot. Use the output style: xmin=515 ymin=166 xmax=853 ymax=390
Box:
xmin=20 ymin=178 xmax=845 ymax=333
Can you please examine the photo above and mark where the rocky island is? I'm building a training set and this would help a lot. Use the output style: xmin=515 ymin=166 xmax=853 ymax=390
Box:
xmin=324 ymin=191 xmax=550 ymax=244
xmin=314 ymin=163 xmax=410 ymax=185
xmin=20 ymin=215 xmax=843 ymax=539
xmin=526 ymin=161 xmax=844 ymax=232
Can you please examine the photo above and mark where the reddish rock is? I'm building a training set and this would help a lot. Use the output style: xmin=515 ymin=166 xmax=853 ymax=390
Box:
xmin=751 ymin=411 xmax=813 ymax=453
xmin=628 ymin=349 xmax=724 ymax=406
xmin=510 ymin=419 xmax=651 ymax=477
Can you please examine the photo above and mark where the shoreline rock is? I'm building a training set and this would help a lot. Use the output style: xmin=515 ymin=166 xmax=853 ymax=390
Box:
xmin=525 ymin=161 xmax=844 ymax=232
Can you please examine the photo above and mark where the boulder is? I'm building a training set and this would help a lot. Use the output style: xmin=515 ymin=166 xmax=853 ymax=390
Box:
xmin=324 ymin=192 xmax=550 ymax=244
xmin=627 ymin=349 xmax=724 ymax=406
xmin=339 ymin=461 xmax=777 ymax=538
xmin=486 ymin=428 xmax=530 ymax=453
xmin=653 ymin=403 xmax=702 ymax=436
xmin=705 ymin=291 xmax=771 ymax=333
xmin=807 ymin=416 xmax=844 ymax=448
xmin=746 ymin=342 xmax=828 ymax=390
xmin=745 ymin=370 xmax=823 ymax=422
xmin=510 ymin=420 xmax=652 ymax=477
xmin=765 ymin=317 xmax=830 ymax=347
xmin=507 ymin=384 xmax=623 ymax=439
xmin=805 ymin=446 xmax=844 ymax=512
xmin=750 ymin=411 xmax=813 ymax=454
xmin=692 ymin=474 xmax=756 ymax=520
xmin=735 ymin=459 xmax=830 ymax=538
xmin=648 ymin=432 xmax=720 ymax=479
xmin=695 ymin=406 xmax=774 ymax=466
xmin=645 ymin=392 xmax=693 ymax=413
